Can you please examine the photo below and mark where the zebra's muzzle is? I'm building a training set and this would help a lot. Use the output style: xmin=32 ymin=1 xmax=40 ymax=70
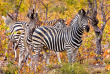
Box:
xmin=85 ymin=25 xmax=90 ymax=32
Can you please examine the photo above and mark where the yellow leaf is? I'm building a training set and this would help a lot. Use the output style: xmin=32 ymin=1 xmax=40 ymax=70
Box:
xmin=17 ymin=31 xmax=21 ymax=34
xmin=14 ymin=31 xmax=17 ymax=34
xmin=7 ymin=27 xmax=10 ymax=30
xmin=15 ymin=71 xmax=18 ymax=74
xmin=47 ymin=50 xmax=49 ymax=52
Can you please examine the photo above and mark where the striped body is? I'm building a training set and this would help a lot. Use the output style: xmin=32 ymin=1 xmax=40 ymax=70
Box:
xmin=9 ymin=22 xmax=27 ymax=42
xmin=27 ymin=19 xmax=66 ymax=46
xmin=10 ymin=22 xmax=27 ymax=50
xmin=32 ymin=9 xmax=89 ymax=64
xmin=32 ymin=22 xmax=83 ymax=52
xmin=23 ymin=19 xmax=66 ymax=65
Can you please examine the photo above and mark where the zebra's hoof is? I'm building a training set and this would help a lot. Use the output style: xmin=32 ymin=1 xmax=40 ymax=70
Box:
xmin=4 ymin=57 xmax=7 ymax=61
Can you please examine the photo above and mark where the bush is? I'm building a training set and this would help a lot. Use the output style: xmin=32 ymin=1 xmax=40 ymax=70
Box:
xmin=55 ymin=63 xmax=88 ymax=74
xmin=3 ymin=61 xmax=19 ymax=74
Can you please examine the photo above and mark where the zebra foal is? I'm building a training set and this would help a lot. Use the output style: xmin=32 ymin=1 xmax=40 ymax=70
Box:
xmin=31 ymin=9 xmax=90 ymax=65
xmin=2 ymin=10 xmax=39 ymax=66
xmin=2 ymin=14 xmax=27 ymax=62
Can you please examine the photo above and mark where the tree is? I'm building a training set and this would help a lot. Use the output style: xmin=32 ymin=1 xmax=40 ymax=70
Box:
xmin=87 ymin=0 xmax=110 ymax=60
xmin=0 ymin=0 xmax=28 ymax=21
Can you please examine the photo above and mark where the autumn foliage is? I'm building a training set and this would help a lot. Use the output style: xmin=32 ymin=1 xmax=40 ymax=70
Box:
xmin=0 ymin=0 xmax=110 ymax=74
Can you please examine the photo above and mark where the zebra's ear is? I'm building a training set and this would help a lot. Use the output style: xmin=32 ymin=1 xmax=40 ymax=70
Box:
xmin=7 ymin=13 xmax=14 ymax=20
xmin=78 ymin=9 xmax=86 ymax=16
xmin=59 ymin=18 xmax=65 ymax=23
xmin=35 ymin=10 xmax=38 ymax=16
xmin=27 ymin=9 xmax=31 ymax=18
xmin=27 ymin=13 xmax=29 ymax=17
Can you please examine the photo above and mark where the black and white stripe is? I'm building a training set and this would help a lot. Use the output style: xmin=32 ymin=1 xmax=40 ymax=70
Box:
xmin=21 ymin=19 xmax=67 ymax=65
xmin=31 ymin=9 xmax=90 ymax=64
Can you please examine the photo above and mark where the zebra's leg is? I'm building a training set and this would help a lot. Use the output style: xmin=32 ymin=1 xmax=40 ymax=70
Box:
xmin=30 ymin=45 xmax=41 ymax=72
xmin=14 ymin=48 xmax=17 ymax=61
xmin=44 ymin=49 xmax=50 ymax=65
xmin=13 ymin=43 xmax=18 ymax=61
xmin=56 ymin=52 xmax=61 ymax=63
xmin=67 ymin=49 xmax=73 ymax=63
xmin=18 ymin=49 xmax=24 ymax=66
xmin=72 ymin=49 xmax=78 ymax=63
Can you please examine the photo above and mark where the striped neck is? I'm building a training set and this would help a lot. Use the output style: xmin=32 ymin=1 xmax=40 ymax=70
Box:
xmin=65 ymin=15 xmax=84 ymax=42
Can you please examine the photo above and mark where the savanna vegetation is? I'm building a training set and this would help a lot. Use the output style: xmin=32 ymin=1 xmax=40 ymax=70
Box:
xmin=0 ymin=0 xmax=110 ymax=74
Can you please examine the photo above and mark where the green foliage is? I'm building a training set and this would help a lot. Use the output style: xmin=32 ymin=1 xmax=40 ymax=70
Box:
xmin=6 ymin=61 xmax=14 ymax=68
xmin=4 ymin=66 xmax=18 ymax=74
xmin=65 ymin=0 xmax=77 ymax=5
xmin=106 ymin=71 xmax=110 ymax=74
xmin=51 ymin=5 xmax=67 ymax=14
xmin=2 ymin=61 xmax=18 ymax=74
xmin=56 ymin=63 xmax=88 ymax=74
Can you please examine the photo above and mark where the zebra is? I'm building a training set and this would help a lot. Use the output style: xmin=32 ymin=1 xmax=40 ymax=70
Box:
xmin=2 ymin=9 xmax=39 ymax=66
xmin=31 ymin=9 xmax=90 ymax=65
xmin=2 ymin=14 xmax=27 ymax=62
xmin=22 ymin=18 xmax=67 ymax=65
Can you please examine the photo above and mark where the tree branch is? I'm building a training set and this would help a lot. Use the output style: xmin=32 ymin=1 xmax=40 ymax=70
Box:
xmin=100 ymin=0 xmax=106 ymax=31
xmin=15 ymin=0 xmax=23 ymax=21
xmin=107 ymin=17 xmax=110 ymax=22
xmin=105 ymin=10 xmax=110 ymax=16
xmin=87 ymin=0 xmax=93 ymax=9
xmin=94 ymin=0 xmax=97 ymax=11
xmin=38 ymin=0 xmax=48 ymax=21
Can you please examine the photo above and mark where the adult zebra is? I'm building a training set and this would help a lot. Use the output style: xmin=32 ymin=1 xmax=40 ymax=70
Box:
xmin=23 ymin=18 xmax=67 ymax=64
xmin=31 ymin=9 xmax=90 ymax=64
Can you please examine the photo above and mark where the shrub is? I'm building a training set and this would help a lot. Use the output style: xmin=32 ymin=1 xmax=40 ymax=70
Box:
xmin=55 ymin=63 xmax=88 ymax=74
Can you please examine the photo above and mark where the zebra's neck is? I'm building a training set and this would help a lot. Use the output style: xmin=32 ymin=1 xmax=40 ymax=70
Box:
xmin=65 ymin=15 xmax=84 ymax=43
xmin=67 ymin=15 xmax=84 ymax=33
xmin=28 ymin=20 xmax=36 ymax=32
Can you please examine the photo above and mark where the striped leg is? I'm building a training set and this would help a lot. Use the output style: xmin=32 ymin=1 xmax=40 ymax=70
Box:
xmin=67 ymin=49 xmax=73 ymax=63
xmin=30 ymin=44 xmax=41 ymax=72
xmin=73 ymin=49 xmax=78 ymax=62
xmin=56 ymin=52 xmax=61 ymax=63
xmin=14 ymin=48 xmax=17 ymax=61
xmin=44 ymin=49 xmax=50 ymax=65
xmin=13 ymin=42 xmax=19 ymax=61
xmin=18 ymin=49 xmax=24 ymax=66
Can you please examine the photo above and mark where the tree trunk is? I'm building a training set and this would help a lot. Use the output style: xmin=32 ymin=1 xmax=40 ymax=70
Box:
xmin=95 ymin=32 xmax=102 ymax=55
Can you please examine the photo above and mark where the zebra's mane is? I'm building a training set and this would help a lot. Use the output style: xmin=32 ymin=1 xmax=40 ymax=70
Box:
xmin=51 ymin=18 xmax=64 ymax=26
xmin=69 ymin=15 xmax=79 ymax=27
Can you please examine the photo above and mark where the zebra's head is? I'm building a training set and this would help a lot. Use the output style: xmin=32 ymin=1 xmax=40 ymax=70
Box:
xmin=27 ymin=9 xmax=39 ymax=32
xmin=27 ymin=9 xmax=39 ymax=22
xmin=78 ymin=9 xmax=90 ymax=32
xmin=2 ymin=13 xmax=14 ymax=26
